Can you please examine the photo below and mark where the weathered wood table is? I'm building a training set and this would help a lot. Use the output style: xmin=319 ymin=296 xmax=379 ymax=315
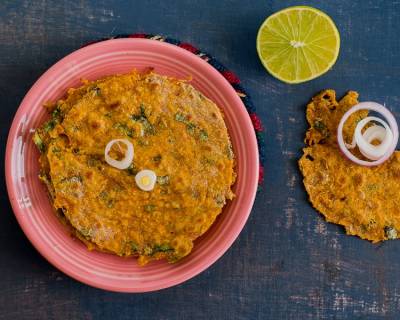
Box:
xmin=1 ymin=1 xmax=399 ymax=319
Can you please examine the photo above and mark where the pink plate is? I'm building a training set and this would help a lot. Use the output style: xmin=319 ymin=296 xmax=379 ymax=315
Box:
xmin=5 ymin=39 xmax=259 ymax=292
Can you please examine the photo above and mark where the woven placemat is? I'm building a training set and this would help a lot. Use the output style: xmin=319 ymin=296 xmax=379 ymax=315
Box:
xmin=83 ymin=33 xmax=265 ymax=187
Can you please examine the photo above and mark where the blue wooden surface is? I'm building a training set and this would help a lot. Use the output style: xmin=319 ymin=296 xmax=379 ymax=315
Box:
xmin=1 ymin=0 xmax=400 ymax=319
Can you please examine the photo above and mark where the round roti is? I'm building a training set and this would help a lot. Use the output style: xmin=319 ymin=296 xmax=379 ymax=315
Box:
xmin=34 ymin=71 xmax=236 ymax=264
xmin=299 ymin=90 xmax=400 ymax=242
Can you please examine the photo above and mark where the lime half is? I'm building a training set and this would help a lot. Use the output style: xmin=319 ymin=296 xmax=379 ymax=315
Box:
xmin=257 ymin=6 xmax=340 ymax=84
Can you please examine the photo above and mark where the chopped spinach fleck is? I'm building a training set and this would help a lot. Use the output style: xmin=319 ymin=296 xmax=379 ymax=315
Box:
xmin=52 ymin=105 xmax=63 ymax=119
xmin=33 ymin=132 xmax=46 ymax=153
xmin=191 ymin=190 xmax=200 ymax=199
xmin=314 ymin=120 xmax=326 ymax=132
xmin=139 ymin=104 xmax=146 ymax=116
xmin=92 ymin=86 xmax=101 ymax=96
xmin=142 ymin=118 xmax=155 ymax=135
xmin=106 ymin=199 xmax=114 ymax=208
xmin=60 ymin=175 xmax=83 ymax=184
xmin=157 ymin=175 xmax=170 ymax=185
xmin=153 ymin=244 xmax=173 ymax=253
xmin=144 ymin=204 xmax=155 ymax=212
xmin=215 ymin=195 xmax=225 ymax=207
xmin=366 ymin=184 xmax=378 ymax=192
xmin=175 ymin=112 xmax=197 ymax=135
xmin=87 ymin=156 xmax=101 ymax=167
xmin=143 ymin=246 xmax=153 ymax=255
xmin=43 ymin=120 xmax=56 ymax=132
xmin=153 ymin=154 xmax=162 ymax=163
xmin=199 ymin=129 xmax=208 ymax=141
xmin=113 ymin=123 xmax=134 ymax=138
xmin=126 ymin=163 xmax=138 ymax=176
xmin=79 ymin=227 xmax=92 ymax=239
xmin=175 ymin=112 xmax=186 ymax=122
xmin=201 ymin=157 xmax=216 ymax=166
xmin=137 ymin=139 xmax=149 ymax=146
xmin=98 ymin=191 xmax=114 ymax=208
xmin=225 ymin=144 xmax=234 ymax=160
xmin=131 ymin=104 xmax=155 ymax=135
xmin=385 ymin=226 xmax=398 ymax=240
xmin=131 ymin=104 xmax=147 ymax=121
xmin=129 ymin=241 xmax=139 ymax=252
xmin=313 ymin=120 xmax=330 ymax=139
xmin=99 ymin=191 xmax=108 ymax=199
xmin=186 ymin=122 xmax=196 ymax=134
xmin=52 ymin=146 xmax=61 ymax=153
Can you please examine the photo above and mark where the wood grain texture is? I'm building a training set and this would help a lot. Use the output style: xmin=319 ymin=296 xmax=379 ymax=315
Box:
xmin=1 ymin=0 xmax=400 ymax=319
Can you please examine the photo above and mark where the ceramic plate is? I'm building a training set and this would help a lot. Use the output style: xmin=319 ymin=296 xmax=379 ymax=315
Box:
xmin=5 ymin=39 xmax=258 ymax=292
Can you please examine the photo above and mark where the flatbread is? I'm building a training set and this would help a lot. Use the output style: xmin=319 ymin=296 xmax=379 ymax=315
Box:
xmin=34 ymin=70 xmax=236 ymax=264
xmin=299 ymin=90 xmax=400 ymax=242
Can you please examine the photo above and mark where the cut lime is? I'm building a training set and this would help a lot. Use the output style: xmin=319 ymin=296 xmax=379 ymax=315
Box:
xmin=257 ymin=6 xmax=340 ymax=84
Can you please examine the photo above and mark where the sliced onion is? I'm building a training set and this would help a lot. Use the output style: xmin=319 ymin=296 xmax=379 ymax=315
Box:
xmin=104 ymin=139 xmax=134 ymax=170
xmin=337 ymin=102 xmax=399 ymax=166
xmin=135 ymin=169 xmax=157 ymax=191
xmin=362 ymin=125 xmax=386 ymax=144
xmin=355 ymin=117 xmax=393 ymax=160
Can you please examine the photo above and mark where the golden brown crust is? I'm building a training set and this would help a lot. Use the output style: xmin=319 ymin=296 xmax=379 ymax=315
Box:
xmin=34 ymin=70 xmax=236 ymax=264
xmin=299 ymin=90 xmax=400 ymax=242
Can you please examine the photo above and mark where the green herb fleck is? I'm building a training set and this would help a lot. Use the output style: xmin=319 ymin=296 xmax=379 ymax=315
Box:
xmin=144 ymin=204 xmax=155 ymax=212
xmin=314 ymin=120 xmax=326 ymax=132
xmin=201 ymin=157 xmax=216 ymax=166
xmin=92 ymin=86 xmax=101 ymax=96
xmin=157 ymin=175 xmax=170 ymax=185
xmin=199 ymin=129 xmax=208 ymax=141
xmin=175 ymin=112 xmax=197 ymax=135
xmin=129 ymin=241 xmax=139 ymax=252
xmin=186 ymin=122 xmax=196 ymax=134
xmin=43 ymin=120 xmax=56 ymax=132
xmin=385 ymin=226 xmax=398 ymax=239
xmin=153 ymin=154 xmax=162 ymax=163
xmin=52 ymin=147 xmax=61 ymax=153
xmin=99 ymin=191 xmax=108 ymax=199
xmin=52 ymin=105 xmax=63 ymax=119
xmin=225 ymin=144 xmax=234 ymax=160
xmin=33 ymin=132 xmax=46 ymax=153
xmin=87 ymin=156 xmax=100 ymax=167
xmin=191 ymin=190 xmax=200 ymax=199
xmin=137 ymin=139 xmax=149 ymax=147
xmin=114 ymin=123 xmax=134 ymax=138
xmin=106 ymin=199 xmax=114 ymax=208
xmin=131 ymin=104 xmax=155 ymax=135
xmin=126 ymin=163 xmax=138 ymax=176
xmin=366 ymin=184 xmax=378 ymax=192
xmin=175 ymin=112 xmax=186 ymax=122
xmin=215 ymin=195 xmax=225 ymax=207
xmin=79 ymin=228 xmax=92 ymax=239
xmin=153 ymin=244 xmax=173 ymax=253
xmin=142 ymin=119 xmax=155 ymax=135
xmin=60 ymin=175 xmax=83 ymax=184
xmin=144 ymin=246 xmax=153 ymax=255
xmin=98 ymin=191 xmax=114 ymax=208
xmin=131 ymin=104 xmax=147 ymax=121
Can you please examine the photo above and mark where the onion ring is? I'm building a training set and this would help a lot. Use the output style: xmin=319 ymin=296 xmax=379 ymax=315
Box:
xmin=104 ymin=139 xmax=134 ymax=170
xmin=337 ymin=102 xmax=399 ymax=166
xmin=135 ymin=169 xmax=157 ymax=191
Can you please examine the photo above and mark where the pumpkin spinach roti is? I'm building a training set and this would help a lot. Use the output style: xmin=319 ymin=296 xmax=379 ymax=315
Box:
xmin=299 ymin=90 xmax=400 ymax=242
xmin=33 ymin=70 xmax=236 ymax=265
